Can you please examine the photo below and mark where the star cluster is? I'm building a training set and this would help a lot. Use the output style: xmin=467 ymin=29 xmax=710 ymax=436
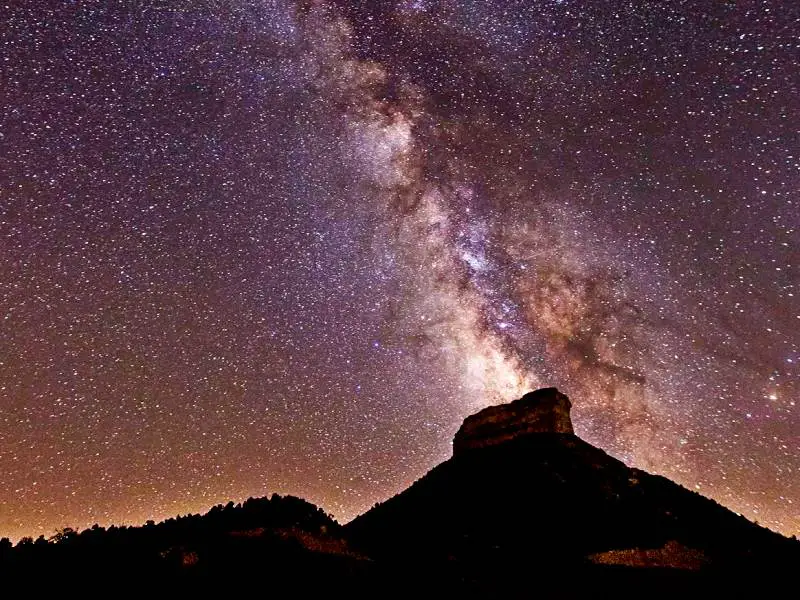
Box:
xmin=1 ymin=1 xmax=797 ymax=540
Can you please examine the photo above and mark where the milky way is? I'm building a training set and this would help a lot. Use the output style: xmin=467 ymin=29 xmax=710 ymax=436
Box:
xmin=1 ymin=1 xmax=797 ymax=540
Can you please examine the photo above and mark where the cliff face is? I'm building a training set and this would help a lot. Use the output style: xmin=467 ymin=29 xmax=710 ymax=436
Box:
xmin=453 ymin=387 xmax=574 ymax=455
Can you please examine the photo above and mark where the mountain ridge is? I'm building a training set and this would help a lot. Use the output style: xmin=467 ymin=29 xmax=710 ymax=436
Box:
xmin=2 ymin=388 xmax=796 ymax=594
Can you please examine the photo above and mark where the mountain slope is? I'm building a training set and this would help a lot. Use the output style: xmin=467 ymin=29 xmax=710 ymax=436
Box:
xmin=346 ymin=389 xmax=798 ymax=594
xmin=0 ymin=494 xmax=373 ymax=590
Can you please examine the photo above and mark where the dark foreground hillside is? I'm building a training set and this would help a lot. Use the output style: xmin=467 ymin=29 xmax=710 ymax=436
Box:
xmin=2 ymin=390 xmax=797 ymax=596
xmin=0 ymin=494 xmax=373 ymax=592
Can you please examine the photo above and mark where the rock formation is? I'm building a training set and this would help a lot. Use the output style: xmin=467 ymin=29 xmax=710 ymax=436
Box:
xmin=453 ymin=387 xmax=574 ymax=455
xmin=346 ymin=386 xmax=799 ymax=595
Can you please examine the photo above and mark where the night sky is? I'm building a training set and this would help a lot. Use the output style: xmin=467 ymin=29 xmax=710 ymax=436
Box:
xmin=1 ymin=1 xmax=797 ymax=541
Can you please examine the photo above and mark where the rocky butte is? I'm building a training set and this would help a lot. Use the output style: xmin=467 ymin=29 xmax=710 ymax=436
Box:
xmin=347 ymin=387 xmax=799 ymax=596
xmin=452 ymin=387 xmax=574 ymax=455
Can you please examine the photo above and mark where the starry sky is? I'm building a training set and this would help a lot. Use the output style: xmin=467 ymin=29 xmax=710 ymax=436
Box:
xmin=1 ymin=0 xmax=797 ymax=540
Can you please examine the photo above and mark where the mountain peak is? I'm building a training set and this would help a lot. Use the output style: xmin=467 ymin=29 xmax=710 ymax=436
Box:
xmin=453 ymin=387 xmax=574 ymax=455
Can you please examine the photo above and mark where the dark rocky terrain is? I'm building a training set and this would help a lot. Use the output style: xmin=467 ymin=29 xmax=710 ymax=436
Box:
xmin=2 ymin=388 xmax=797 ymax=595
xmin=349 ymin=388 xmax=799 ymax=595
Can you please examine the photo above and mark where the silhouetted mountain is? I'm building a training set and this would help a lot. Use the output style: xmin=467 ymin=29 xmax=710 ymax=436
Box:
xmin=2 ymin=389 xmax=797 ymax=595
xmin=347 ymin=388 xmax=799 ymax=596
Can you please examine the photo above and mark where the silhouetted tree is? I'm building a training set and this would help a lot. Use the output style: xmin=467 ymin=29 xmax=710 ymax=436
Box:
xmin=50 ymin=528 xmax=77 ymax=544
xmin=0 ymin=537 xmax=12 ymax=557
